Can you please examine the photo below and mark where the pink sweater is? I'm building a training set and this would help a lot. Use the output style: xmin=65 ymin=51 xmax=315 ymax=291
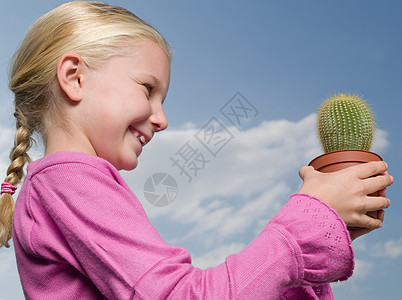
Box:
xmin=13 ymin=152 xmax=354 ymax=299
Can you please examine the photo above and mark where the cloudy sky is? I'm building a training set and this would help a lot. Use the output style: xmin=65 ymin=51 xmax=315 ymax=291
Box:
xmin=0 ymin=1 xmax=401 ymax=299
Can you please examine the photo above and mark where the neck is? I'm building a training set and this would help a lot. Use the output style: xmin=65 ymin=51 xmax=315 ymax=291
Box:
xmin=45 ymin=123 xmax=96 ymax=157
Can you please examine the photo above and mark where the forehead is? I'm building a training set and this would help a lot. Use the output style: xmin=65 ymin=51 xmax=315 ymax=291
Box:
xmin=101 ymin=41 xmax=171 ymax=82
xmin=125 ymin=41 xmax=169 ymax=68
xmin=124 ymin=39 xmax=171 ymax=64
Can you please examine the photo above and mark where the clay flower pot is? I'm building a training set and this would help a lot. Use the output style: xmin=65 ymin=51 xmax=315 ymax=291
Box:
xmin=308 ymin=149 xmax=382 ymax=173
xmin=309 ymin=149 xmax=383 ymax=218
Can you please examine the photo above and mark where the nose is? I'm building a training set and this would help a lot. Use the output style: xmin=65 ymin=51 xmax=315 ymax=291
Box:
xmin=149 ymin=103 xmax=168 ymax=132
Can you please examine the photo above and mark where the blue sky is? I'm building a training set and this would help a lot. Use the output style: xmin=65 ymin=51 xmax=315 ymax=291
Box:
xmin=0 ymin=1 xmax=401 ymax=299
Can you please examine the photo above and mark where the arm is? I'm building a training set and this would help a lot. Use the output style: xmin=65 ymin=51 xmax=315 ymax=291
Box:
xmin=29 ymin=161 xmax=354 ymax=299
xmin=161 ymin=193 xmax=353 ymax=300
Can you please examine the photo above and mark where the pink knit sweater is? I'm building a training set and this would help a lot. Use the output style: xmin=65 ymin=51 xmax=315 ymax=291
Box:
xmin=13 ymin=152 xmax=354 ymax=299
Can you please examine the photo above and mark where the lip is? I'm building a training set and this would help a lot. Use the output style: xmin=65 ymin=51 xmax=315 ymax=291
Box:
xmin=129 ymin=126 xmax=151 ymax=147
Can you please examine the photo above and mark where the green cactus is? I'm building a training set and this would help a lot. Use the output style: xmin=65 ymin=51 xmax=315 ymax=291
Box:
xmin=317 ymin=93 xmax=375 ymax=153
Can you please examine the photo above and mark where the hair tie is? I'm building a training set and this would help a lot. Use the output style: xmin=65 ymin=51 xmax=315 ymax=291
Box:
xmin=1 ymin=182 xmax=17 ymax=195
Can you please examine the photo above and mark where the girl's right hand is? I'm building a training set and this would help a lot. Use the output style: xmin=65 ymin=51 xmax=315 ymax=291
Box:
xmin=298 ymin=161 xmax=393 ymax=238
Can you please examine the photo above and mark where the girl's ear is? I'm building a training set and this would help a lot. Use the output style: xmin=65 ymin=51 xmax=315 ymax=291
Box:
xmin=56 ymin=52 xmax=85 ymax=102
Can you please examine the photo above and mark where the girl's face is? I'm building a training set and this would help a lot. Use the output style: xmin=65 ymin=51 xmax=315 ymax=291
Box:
xmin=79 ymin=41 xmax=170 ymax=170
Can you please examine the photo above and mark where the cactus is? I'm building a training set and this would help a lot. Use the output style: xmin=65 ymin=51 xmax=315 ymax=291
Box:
xmin=317 ymin=93 xmax=375 ymax=153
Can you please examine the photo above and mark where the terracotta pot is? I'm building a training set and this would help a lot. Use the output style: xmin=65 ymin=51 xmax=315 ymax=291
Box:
xmin=308 ymin=150 xmax=382 ymax=173
xmin=309 ymin=149 xmax=383 ymax=219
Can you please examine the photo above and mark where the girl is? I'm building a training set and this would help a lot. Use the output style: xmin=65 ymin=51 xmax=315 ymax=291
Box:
xmin=0 ymin=1 xmax=393 ymax=299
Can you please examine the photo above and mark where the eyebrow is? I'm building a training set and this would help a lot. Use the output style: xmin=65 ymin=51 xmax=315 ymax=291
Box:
xmin=140 ymin=74 xmax=161 ymax=86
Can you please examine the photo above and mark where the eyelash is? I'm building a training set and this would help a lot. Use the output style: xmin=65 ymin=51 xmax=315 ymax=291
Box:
xmin=144 ymin=84 xmax=153 ymax=95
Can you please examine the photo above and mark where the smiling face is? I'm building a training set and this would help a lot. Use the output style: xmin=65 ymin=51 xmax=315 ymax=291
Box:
xmin=83 ymin=42 xmax=170 ymax=170
xmin=49 ymin=41 xmax=171 ymax=170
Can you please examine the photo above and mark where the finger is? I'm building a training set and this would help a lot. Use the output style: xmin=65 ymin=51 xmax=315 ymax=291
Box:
xmin=298 ymin=165 xmax=315 ymax=180
xmin=363 ymin=174 xmax=394 ymax=195
xmin=377 ymin=209 xmax=385 ymax=222
xmin=378 ymin=187 xmax=387 ymax=198
xmin=364 ymin=196 xmax=390 ymax=212
xmin=351 ymin=161 xmax=389 ymax=179
xmin=358 ymin=214 xmax=383 ymax=230
xmin=349 ymin=227 xmax=373 ymax=241
xmin=367 ymin=210 xmax=378 ymax=219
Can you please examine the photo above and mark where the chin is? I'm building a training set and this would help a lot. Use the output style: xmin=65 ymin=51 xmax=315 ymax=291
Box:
xmin=118 ymin=157 xmax=139 ymax=171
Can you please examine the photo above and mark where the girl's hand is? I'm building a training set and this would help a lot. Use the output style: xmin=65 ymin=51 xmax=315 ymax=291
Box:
xmin=298 ymin=161 xmax=393 ymax=239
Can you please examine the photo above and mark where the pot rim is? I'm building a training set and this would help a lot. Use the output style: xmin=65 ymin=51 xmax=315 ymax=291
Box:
xmin=309 ymin=149 xmax=382 ymax=169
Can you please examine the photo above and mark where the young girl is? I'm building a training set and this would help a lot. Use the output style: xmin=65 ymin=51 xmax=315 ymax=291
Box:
xmin=0 ymin=1 xmax=393 ymax=299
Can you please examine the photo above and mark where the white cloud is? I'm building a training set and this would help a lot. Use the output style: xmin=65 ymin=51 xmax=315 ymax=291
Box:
xmin=352 ymin=235 xmax=402 ymax=261
xmin=192 ymin=242 xmax=246 ymax=269
xmin=0 ymin=247 xmax=17 ymax=276
xmin=352 ymin=259 xmax=375 ymax=280
xmin=372 ymin=128 xmax=389 ymax=154
xmin=383 ymin=238 xmax=402 ymax=259
xmin=369 ymin=237 xmax=402 ymax=259
xmin=0 ymin=126 xmax=14 ymax=174
xmin=331 ymin=259 xmax=375 ymax=297
xmin=125 ymin=114 xmax=319 ymax=226
xmin=0 ymin=245 xmax=24 ymax=298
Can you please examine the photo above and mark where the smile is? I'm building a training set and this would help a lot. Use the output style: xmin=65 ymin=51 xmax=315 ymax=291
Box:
xmin=130 ymin=128 xmax=148 ymax=146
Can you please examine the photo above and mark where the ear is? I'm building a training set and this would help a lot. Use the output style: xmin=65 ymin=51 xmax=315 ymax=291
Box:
xmin=56 ymin=52 xmax=85 ymax=102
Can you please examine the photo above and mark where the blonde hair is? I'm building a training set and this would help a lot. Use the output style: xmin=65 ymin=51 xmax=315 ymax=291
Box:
xmin=0 ymin=0 xmax=171 ymax=248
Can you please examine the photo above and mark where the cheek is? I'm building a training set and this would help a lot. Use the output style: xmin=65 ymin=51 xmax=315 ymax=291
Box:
xmin=136 ymin=99 xmax=153 ymax=115
xmin=126 ymin=94 xmax=153 ymax=118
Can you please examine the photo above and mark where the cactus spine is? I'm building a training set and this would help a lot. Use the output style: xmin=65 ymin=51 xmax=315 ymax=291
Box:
xmin=317 ymin=93 xmax=375 ymax=153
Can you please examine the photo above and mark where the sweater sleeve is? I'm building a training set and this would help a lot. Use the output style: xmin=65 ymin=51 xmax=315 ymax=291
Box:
xmin=27 ymin=161 xmax=353 ymax=300
xmin=279 ymin=284 xmax=333 ymax=300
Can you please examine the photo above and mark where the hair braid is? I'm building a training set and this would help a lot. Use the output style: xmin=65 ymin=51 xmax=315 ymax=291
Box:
xmin=0 ymin=111 xmax=33 ymax=248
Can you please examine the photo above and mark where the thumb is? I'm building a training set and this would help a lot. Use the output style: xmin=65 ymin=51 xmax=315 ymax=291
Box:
xmin=299 ymin=165 xmax=315 ymax=180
